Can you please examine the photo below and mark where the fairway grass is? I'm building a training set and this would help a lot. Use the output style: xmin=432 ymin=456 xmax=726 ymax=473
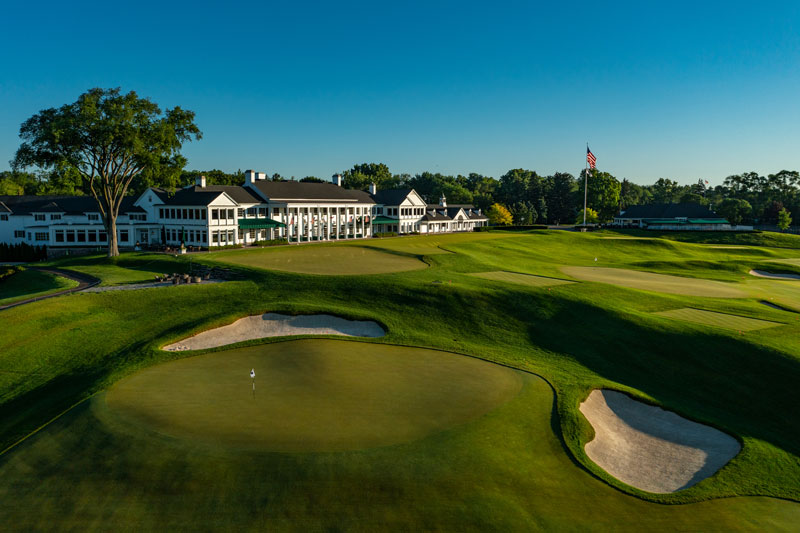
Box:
xmin=653 ymin=308 xmax=783 ymax=332
xmin=107 ymin=340 xmax=523 ymax=451
xmin=560 ymin=266 xmax=747 ymax=297
xmin=209 ymin=245 xmax=427 ymax=275
xmin=468 ymin=270 xmax=574 ymax=288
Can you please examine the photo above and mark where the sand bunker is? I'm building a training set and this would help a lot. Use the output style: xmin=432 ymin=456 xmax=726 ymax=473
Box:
xmin=561 ymin=266 xmax=746 ymax=298
xmin=749 ymin=269 xmax=800 ymax=280
xmin=163 ymin=313 xmax=385 ymax=351
xmin=579 ymin=390 xmax=740 ymax=493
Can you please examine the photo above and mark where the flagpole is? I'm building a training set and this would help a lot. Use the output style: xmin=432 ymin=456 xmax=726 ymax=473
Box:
xmin=583 ymin=143 xmax=589 ymax=226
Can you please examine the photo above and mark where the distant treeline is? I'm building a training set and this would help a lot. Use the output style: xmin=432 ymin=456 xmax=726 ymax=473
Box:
xmin=2 ymin=165 xmax=799 ymax=226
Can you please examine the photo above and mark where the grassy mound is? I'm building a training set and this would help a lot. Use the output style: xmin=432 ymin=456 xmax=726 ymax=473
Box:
xmin=468 ymin=270 xmax=574 ymax=287
xmin=0 ymin=268 xmax=79 ymax=306
xmin=653 ymin=308 xmax=783 ymax=332
xmin=560 ymin=266 xmax=747 ymax=297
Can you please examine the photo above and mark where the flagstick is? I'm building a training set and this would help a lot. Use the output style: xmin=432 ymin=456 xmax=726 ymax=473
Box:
xmin=583 ymin=142 xmax=589 ymax=226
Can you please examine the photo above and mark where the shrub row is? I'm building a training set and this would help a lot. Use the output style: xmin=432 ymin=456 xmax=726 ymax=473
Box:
xmin=374 ymin=232 xmax=398 ymax=238
xmin=251 ymin=239 xmax=288 ymax=247
xmin=0 ymin=242 xmax=47 ymax=262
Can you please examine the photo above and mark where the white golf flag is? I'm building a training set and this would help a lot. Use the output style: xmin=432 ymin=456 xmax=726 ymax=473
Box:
xmin=250 ymin=369 xmax=255 ymax=379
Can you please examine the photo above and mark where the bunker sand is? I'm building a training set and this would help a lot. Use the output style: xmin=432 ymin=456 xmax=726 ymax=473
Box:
xmin=580 ymin=390 xmax=741 ymax=493
xmin=561 ymin=266 xmax=746 ymax=298
xmin=109 ymin=340 xmax=523 ymax=452
xmin=163 ymin=313 xmax=384 ymax=351
xmin=749 ymin=269 xmax=800 ymax=280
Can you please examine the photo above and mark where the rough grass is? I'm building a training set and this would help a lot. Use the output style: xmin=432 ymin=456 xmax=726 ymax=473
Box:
xmin=1 ymin=231 xmax=800 ymax=528
xmin=0 ymin=268 xmax=78 ymax=305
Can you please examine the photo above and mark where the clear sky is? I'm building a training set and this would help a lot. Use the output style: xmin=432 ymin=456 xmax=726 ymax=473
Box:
xmin=1 ymin=1 xmax=798 ymax=185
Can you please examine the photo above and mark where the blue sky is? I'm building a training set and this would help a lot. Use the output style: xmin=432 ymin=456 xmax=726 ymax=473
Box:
xmin=1 ymin=1 xmax=799 ymax=185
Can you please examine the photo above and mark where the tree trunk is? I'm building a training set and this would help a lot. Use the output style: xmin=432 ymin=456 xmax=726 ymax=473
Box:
xmin=106 ymin=213 xmax=119 ymax=257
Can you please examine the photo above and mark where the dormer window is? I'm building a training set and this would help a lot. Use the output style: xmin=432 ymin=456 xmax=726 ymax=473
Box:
xmin=50 ymin=214 xmax=61 ymax=221
xmin=34 ymin=214 xmax=45 ymax=221
xmin=88 ymin=214 xmax=100 ymax=221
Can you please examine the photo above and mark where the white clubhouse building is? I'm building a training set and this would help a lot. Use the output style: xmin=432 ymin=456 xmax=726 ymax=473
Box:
xmin=0 ymin=171 xmax=488 ymax=252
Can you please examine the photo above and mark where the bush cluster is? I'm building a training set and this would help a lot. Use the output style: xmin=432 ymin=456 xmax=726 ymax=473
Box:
xmin=0 ymin=242 xmax=47 ymax=262
xmin=0 ymin=265 xmax=24 ymax=282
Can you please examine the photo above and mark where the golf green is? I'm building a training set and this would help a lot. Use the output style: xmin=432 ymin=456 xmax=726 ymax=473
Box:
xmin=209 ymin=245 xmax=427 ymax=275
xmin=105 ymin=339 xmax=523 ymax=451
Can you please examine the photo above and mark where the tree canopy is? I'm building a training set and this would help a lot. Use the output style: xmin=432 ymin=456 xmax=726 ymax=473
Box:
xmin=12 ymin=88 xmax=201 ymax=256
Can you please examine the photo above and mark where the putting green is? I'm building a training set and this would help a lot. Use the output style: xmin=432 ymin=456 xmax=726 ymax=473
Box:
xmin=560 ymin=266 xmax=747 ymax=298
xmin=652 ymin=308 xmax=781 ymax=332
xmin=467 ymin=271 xmax=574 ymax=288
xmin=105 ymin=339 xmax=523 ymax=451
xmin=210 ymin=245 xmax=427 ymax=275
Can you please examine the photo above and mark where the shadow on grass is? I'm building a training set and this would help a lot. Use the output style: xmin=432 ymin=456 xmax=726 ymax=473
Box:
xmin=511 ymin=293 xmax=800 ymax=457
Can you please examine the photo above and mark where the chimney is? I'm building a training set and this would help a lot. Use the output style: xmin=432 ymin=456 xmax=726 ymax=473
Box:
xmin=439 ymin=194 xmax=447 ymax=207
xmin=332 ymin=173 xmax=343 ymax=187
xmin=245 ymin=170 xmax=256 ymax=185
xmin=196 ymin=175 xmax=206 ymax=188
xmin=369 ymin=182 xmax=377 ymax=195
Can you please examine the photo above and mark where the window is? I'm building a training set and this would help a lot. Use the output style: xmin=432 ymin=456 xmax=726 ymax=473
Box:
xmin=35 ymin=232 xmax=48 ymax=241
xmin=249 ymin=229 xmax=256 ymax=239
xmin=212 ymin=231 xmax=219 ymax=244
xmin=50 ymin=214 xmax=61 ymax=220
xmin=77 ymin=231 xmax=86 ymax=243
xmin=159 ymin=208 xmax=164 ymax=218
xmin=66 ymin=230 xmax=75 ymax=242
xmin=170 ymin=208 xmax=176 ymax=219
xmin=87 ymin=213 xmax=100 ymax=221
xmin=201 ymin=210 xmax=207 ymax=220
xmin=238 ymin=208 xmax=245 ymax=217
xmin=88 ymin=231 xmax=97 ymax=243
xmin=14 ymin=230 xmax=24 ymax=238
xmin=227 ymin=209 xmax=234 ymax=220
xmin=99 ymin=232 xmax=107 ymax=242
xmin=201 ymin=231 xmax=207 ymax=242
xmin=55 ymin=231 xmax=64 ymax=243
xmin=238 ymin=228 xmax=245 ymax=240
xmin=211 ymin=209 xmax=219 ymax=220
xmin=220 ymin=209 xmax=227 ymax=221
xmin=219 ymin=231 xmax=227 ymax=244
xmin=34 ymin=214 xmax=45 ymax=221
xmin=259 ymin=207 xmax=267 ymax=217
xmin=0 ymin=214 xmax=7 ymax=221
xmin=120 ymin=230 xmax=129 ymax=242
xmin=129 ymin=213 xmax=146 ymax=221
xmin=228 ymin=230 xmax=235 ymax=243
xmin=182 ymin=209 xmax=188 ymax=219
xmin=189 ymin=209 xmax=194 ymax=220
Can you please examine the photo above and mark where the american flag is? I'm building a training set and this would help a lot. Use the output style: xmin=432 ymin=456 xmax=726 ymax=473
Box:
xmin=587 ymin=147 xmax=597 ymax=169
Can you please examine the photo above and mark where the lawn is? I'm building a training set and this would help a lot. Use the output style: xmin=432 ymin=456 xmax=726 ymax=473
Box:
xmin=0 ymin=268 xmax=79 ymax=306
xmin=208 ymin=244 xmax=428 ymax=275
xmin=1 ymin=229 xmax=800 ymax=529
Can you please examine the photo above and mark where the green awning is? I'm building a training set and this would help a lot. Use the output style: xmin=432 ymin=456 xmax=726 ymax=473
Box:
xmin=371 ymin=216 xmax=397 ymax=224
xmin=238 ymin=218 xmax=286 ymax=229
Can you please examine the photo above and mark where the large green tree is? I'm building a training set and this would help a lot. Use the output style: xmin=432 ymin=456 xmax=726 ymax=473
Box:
xmin=578 ymin=169 xmax=621 ymax=222
xmin=13 ymin=88 xmax=201 ymax=256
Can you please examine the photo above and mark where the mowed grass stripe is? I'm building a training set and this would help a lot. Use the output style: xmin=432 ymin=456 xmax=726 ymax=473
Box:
xmin=561 ymin=266 xmax=747 ymax=298
xmin=468 ymin=271 xmax=574 ymax=287
xmin=653 ymin=308 xmax=782 ymax=331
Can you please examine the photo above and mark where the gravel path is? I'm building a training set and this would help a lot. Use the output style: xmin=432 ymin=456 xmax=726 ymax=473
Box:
xmin=579 ymin=389 xmax=740 ymax=493
xmin=84 ymin=279 xmax=225 ymax=293
xmin=163 ymin=312 xmax=385 ymax=351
